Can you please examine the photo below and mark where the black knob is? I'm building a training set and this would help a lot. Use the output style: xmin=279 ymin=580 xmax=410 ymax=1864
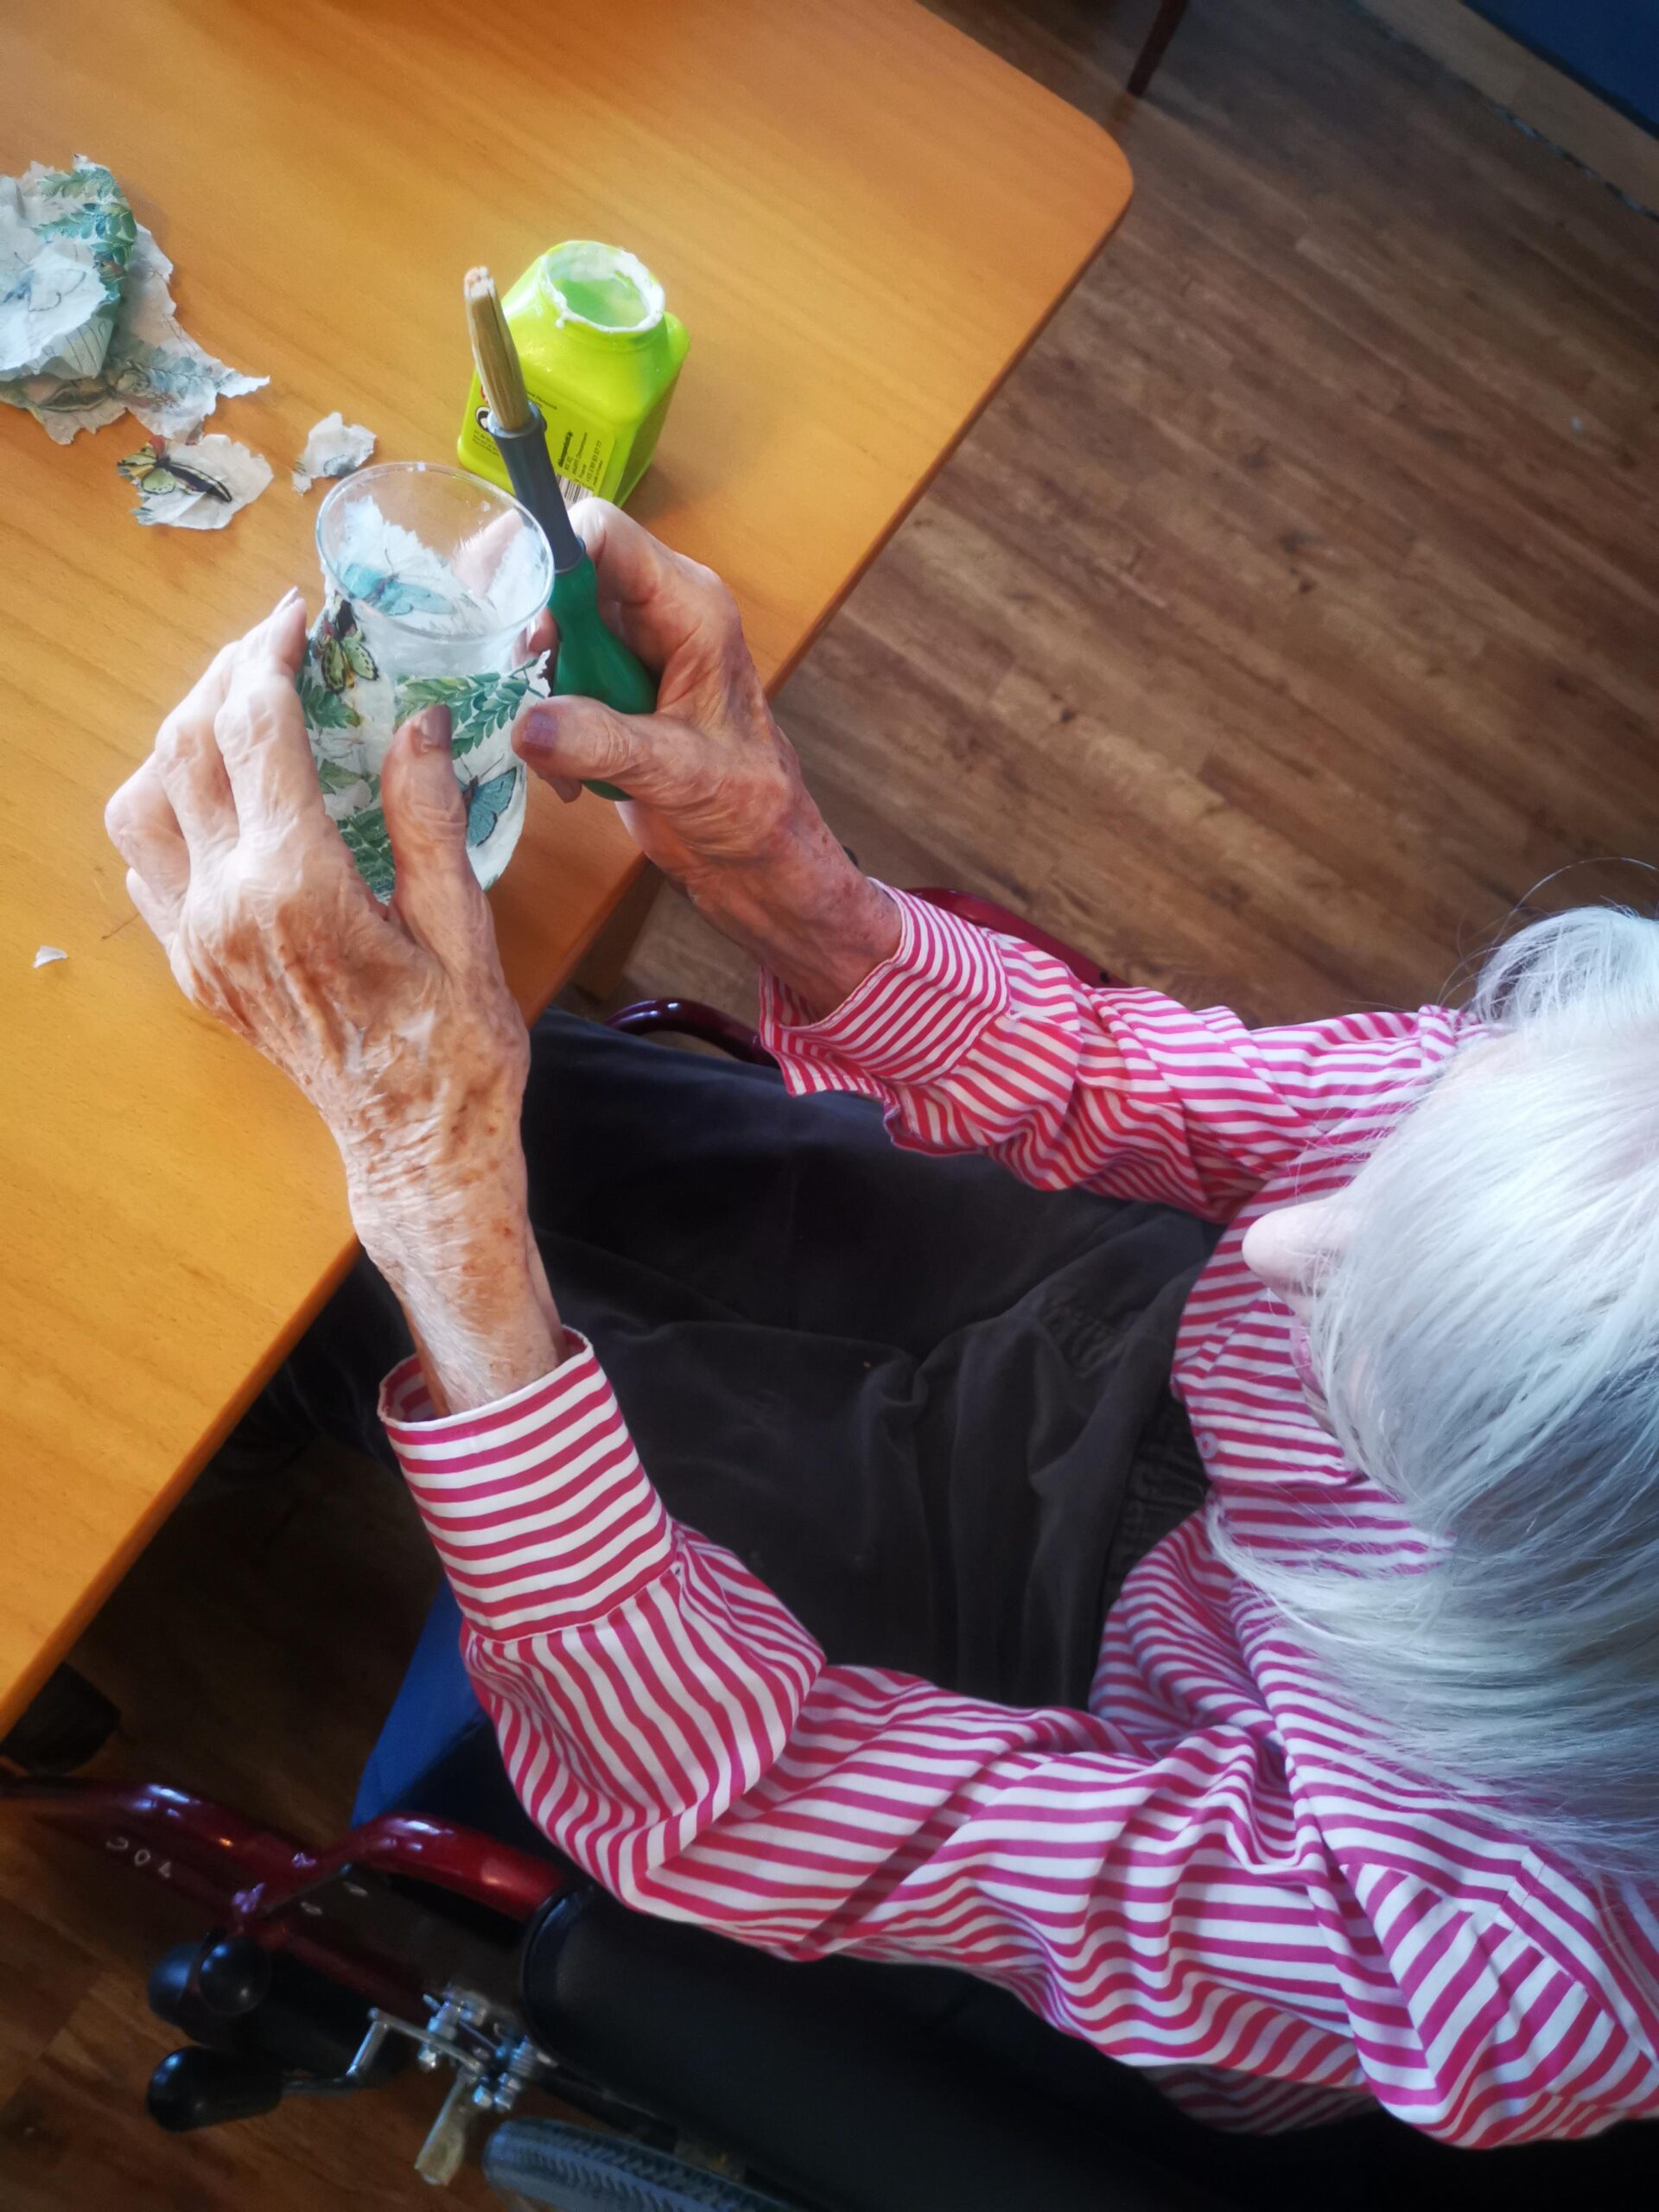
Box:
xmin=197 ymin=1936 xmax=272 ymax=2017
xmin=146 ymin=2048 xmax=286 ymax=2133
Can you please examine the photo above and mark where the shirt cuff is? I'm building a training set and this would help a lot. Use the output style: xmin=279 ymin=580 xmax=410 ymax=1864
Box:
xmin=379 ymin=1332 xmax=673 ymax=1641
xmin=758 ymin=886 xmax=1010 ymax=1093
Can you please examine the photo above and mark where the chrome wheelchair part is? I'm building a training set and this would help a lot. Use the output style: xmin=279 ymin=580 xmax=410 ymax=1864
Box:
xmin=338 ymin=1983 xmax=556 ymax=2186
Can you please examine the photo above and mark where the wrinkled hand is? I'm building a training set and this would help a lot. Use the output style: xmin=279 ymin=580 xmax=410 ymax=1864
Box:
xmin=512 ymin=502 xmax=803 ymax=884
xmin=513 ymin=503 xmax=898 ymax=1017
xmin=105 ymin=591 xmax=563 ymax=1405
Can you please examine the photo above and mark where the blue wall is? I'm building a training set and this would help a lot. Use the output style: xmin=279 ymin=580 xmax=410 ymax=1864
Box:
xmin=1468 ymin=2 xmax=1659 ymax=132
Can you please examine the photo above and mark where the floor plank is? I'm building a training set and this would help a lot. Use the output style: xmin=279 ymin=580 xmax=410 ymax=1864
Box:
xmin=0 ymin=1897 xmax=101 ymax=2107
xmin=4 ymin=0 xmax=1657 ymax=2202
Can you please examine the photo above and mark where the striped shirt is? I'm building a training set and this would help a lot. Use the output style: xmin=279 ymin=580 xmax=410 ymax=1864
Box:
xmin=380 ymin=888 xmax=1659 ymax=2144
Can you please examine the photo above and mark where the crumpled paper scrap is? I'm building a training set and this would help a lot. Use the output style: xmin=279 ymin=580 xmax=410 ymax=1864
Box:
xmin=32 ymin=945 xmax=67 ymax=967
xmin=291 ymin=411 xmax=375 ymax=493
xmin=118 ymin=432 xmax=272 ymax=529
xmin=0 ymin=155 xmax=265 ymax=443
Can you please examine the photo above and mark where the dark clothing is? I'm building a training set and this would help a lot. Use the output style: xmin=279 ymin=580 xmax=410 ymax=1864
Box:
xmin=290 ymin=1007 xmax=1218 ymax=1719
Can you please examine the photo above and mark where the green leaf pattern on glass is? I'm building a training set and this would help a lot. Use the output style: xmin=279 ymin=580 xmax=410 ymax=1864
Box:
xmin=394 ymin=667 xmax=543 ymax=755
xmin=295 ymin=601 xmax=546 ymax=901
xmin=315 ymin=756 xmax=370 ymax=798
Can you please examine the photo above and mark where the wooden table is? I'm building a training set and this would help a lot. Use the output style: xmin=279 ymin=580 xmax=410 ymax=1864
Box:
xmin=0 ymin=0 xmax=1129 ymax=1732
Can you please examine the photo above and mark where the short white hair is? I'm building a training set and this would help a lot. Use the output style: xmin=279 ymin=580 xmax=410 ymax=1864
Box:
xmin=1216 ymin=907 xmax=1659 ymax=1874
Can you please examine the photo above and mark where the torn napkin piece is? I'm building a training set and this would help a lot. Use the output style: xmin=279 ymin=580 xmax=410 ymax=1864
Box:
xmin=32 ymin=946 xmax=67 ymax=967
xmin=0 ymin=159 xmax=130 ymax=382
xmin=118 ymin=432 xmax=272 ymax=529
xmin=0 ymin=156 xmax=265 ymax=444
xmin=291 ymin=411 xmax=375 ymax=493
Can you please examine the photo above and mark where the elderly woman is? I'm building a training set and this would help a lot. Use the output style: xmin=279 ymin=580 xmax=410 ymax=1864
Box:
xmin=105 ymin=505 xmax=1659 ymax=2152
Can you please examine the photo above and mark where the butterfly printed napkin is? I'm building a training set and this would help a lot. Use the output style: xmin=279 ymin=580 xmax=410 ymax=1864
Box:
xmin=296 ymin=499 xmax=548 ymax=899
xmin=117 ymin=432 xmax=272 ymax=528
xmin=0 ymin=156 xmax=265 ymax=443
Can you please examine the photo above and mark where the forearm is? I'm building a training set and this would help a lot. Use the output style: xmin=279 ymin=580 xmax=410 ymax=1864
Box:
xmin=349 ymin=1160 xmax=566 ymax=1414
xmin=752 ymin=889 xmax=1265 ymax=1215
xmin=686 ymin=804 xmax=900 ymax=1021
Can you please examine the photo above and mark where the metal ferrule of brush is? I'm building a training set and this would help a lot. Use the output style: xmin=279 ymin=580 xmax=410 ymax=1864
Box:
xmin=480 ymin=403 xmax=583 ymax=572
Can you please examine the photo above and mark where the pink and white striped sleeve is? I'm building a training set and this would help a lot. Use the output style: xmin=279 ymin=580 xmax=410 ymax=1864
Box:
xmin=760 ymin=889 xmax=1464 ymax=1217
xmin=377 ymin=1345 xmax=1627 ymax=2149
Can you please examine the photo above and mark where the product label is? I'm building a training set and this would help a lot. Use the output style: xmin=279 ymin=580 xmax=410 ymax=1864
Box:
xmin=527 ymin=387 xmax=614 ymax=505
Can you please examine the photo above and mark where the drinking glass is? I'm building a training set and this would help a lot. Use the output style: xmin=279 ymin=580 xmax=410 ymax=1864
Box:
xmin=296 ymin=461 xmax=553 ymax=899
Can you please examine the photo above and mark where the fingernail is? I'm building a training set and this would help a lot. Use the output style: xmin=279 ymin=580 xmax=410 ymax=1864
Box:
xmin=413 ymin=702 xmax=453 ymax=751
xmin=276 ymin=585 xmax=302 ymax=612
xmin=517 ymin=703 xmax=558 ymax=748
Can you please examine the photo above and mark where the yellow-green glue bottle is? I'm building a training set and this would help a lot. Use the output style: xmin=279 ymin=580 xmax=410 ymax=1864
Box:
xmin=457 ymin=241 xmax=689 ymax=508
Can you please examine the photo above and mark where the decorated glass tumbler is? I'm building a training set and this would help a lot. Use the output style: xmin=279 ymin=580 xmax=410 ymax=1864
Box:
xmin=296 ymin=461 xmax=554 ymax=900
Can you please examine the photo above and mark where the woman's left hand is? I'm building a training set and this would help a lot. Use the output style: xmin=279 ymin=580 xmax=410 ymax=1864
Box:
xmin=105 ymin=589 xmax=564 ymax=1407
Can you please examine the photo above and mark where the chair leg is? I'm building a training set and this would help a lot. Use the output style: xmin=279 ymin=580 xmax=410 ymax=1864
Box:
xmin=1128 ymin=0 xmax=1191 ymax=96
xmin=0 ymin=1663 xmax=118 ymax=1775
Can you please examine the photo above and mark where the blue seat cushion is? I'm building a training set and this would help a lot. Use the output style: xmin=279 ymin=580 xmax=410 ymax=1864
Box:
xmin=353 ymin=1583 xmax=550 ymax=1860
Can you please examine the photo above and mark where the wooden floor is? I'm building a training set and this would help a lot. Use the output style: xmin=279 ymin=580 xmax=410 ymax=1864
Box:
xmin=626 ymin=0 xmax=1659 ymax=1032
xmin=3 ymin=1 xmax=1657 ymax=2204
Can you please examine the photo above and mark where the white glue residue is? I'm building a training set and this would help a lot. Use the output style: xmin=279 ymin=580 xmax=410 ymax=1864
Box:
xmin=537 ymin=240 xmax=664 ymax=334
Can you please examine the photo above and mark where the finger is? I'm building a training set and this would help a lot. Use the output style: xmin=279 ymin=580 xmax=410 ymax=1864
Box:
xmin=232 ymin=586 xmax=308 ymax=679
xmin=156 ymin=692 xmax=239 ymax=862
xmin=105 ymin=754 xmax=189 ymax=928
xmin=570 ymin=499 xmax=732 ymax=670
xmin=197 ymin=587 xmax=305 ymax=710
xmin=213 ymin=595 xmax=332 ymax=838
xmin=125 ymin=864 xmax=180 ymax=954
xmin=165 ymin=633 xmax=242 ymax=747
xmin=381 ymin=706 xmax=493 ymax=966
xmin=454 ymin=505 xmax=522 ymax=599
xmin=521 ymin=606 xmax=556 ymax=664
xmin=153 ymin=590 xmax=304 ymax=861
xmin=513 ymin=694 xmax=676 ymax=801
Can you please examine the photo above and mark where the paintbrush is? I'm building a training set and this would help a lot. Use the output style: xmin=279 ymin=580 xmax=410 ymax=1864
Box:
xmin=465 ymin=265 xmax=654 ymax=798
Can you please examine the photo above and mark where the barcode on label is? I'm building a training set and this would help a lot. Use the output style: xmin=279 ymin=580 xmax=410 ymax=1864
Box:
xmin=556 ymin=474 xmax=599 ymax=507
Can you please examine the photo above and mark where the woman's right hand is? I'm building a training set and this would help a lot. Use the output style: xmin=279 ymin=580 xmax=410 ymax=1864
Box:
xmin=512 ymin=502 xmax=898 ymax=1018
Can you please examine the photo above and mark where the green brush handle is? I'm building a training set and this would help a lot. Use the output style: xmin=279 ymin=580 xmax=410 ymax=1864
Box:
xmin=549 ymin=556 xmax=656 ymax=802
xmin=482 ymin=404 xmax=655 ymax=803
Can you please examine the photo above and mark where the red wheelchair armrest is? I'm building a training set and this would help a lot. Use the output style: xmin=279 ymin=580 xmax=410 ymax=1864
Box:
xmin=604 ymin=997 xmax=779 ymax=1065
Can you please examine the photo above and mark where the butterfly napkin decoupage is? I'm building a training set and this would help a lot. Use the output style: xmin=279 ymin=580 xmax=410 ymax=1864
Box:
xmin=296 ymin=496 xmax=549 ymax=900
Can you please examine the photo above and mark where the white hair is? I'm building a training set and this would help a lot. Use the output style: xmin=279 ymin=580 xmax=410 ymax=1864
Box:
xmin=1216 ymin=906 xmax=1659 ymax=1874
